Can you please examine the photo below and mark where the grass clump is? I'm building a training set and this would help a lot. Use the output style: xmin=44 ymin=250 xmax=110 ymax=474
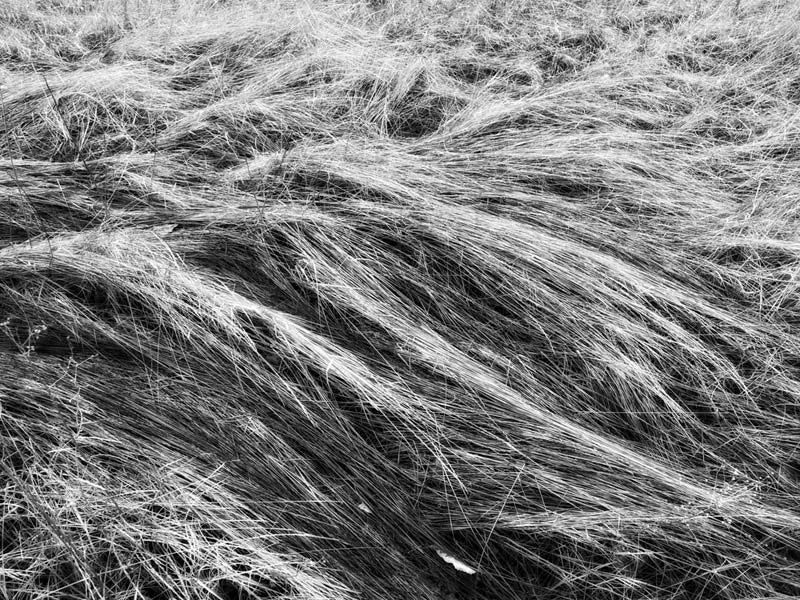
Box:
xmin=2 ymin=0 xmax=800 ymax=599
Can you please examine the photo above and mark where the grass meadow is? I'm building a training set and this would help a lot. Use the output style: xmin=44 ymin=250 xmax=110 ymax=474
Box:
xmin=1 ymin=0 xmax=800 ymax=598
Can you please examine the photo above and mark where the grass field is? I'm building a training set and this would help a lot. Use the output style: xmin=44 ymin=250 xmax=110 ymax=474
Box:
xmin=1 ymin=0 xmax=800 ymax=598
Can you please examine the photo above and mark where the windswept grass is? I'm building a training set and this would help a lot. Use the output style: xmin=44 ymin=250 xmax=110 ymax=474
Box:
xmin=2 ymin=0 xmax=800 ymax=598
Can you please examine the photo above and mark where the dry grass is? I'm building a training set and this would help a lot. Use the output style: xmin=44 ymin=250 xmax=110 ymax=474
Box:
xmin=1 ymin=0 xmax=800 ymax=598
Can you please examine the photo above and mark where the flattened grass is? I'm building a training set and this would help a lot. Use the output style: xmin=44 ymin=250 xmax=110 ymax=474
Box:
xmin=1 ymin=0 xmax=800 ymax=598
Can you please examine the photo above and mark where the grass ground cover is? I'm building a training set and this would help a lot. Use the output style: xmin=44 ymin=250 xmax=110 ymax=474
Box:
xmin=1 ymin=0 xmax=799 ymax=598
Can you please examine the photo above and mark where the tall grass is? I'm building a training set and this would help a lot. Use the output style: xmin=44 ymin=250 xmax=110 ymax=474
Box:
xmin=1 ymin=0 xmax=799 ymax=598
